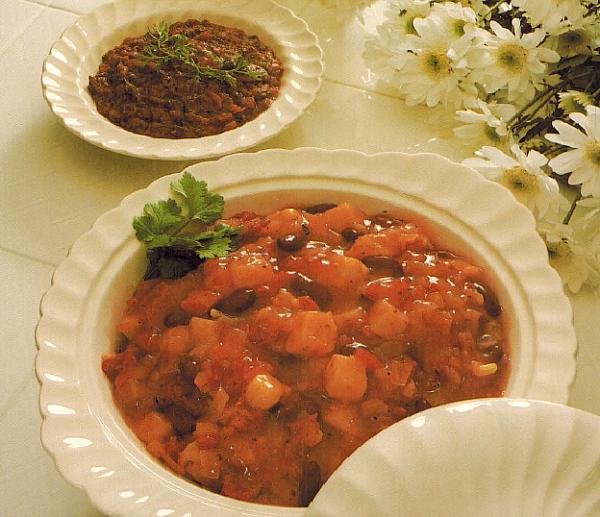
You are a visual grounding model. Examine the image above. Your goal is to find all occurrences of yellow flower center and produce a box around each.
[496,44,527,74]
[500,166,538,192]
[585,141,600,167]
[559,29,591,53]
[420,49,451,79]
[484,125,503,143]
[452,20,466,37]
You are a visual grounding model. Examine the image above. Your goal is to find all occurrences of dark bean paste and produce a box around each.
[88,19,283,138]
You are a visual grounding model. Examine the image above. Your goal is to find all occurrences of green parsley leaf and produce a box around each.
[133,174,240,279]
[194,224,240,259]
[171,172,224,223]
[133,199,182,242]
[146,233,174,249]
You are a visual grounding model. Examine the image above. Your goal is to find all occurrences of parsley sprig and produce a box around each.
[138,21,267,87]
[133,172,240,279]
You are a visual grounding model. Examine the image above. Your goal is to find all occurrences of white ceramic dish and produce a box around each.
[307,398,600,517]
[41,0,323,161]
[36,148,576,517]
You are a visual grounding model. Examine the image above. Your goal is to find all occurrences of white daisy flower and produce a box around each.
[546,106,600,197]
[454,0,488,17]
[476,19,559,100]
[454,99,516,147]
[430,2,478,43]
[537,220,600,293]
[363,27,403,90]
[511,0,585,32]
[390,15,477,108]
[393,0,433,37]
[463,144,568,218]
[363,1,432,91]
[545,15,600,56]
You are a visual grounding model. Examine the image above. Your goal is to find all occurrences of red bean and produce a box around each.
[277,233,307,252]
[474,283,502,317]
[341,227,360,242]
[361,256,404,276]
[214,289,257,315]
[483,345,504,363]
[290,273,331,309]
[298,461,321,506]
[164,311,191,328]
[304,203,337,214]
[369,214,403,228]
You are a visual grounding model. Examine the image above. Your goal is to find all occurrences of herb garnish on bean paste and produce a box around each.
[139,21,267,87]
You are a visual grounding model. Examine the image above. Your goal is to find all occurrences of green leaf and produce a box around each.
[195,236,235,259]
[170,172,224,224]
[133,175,240,280]
[193,224,240,242]
[169,235,205,248]
[133,199,182,242]
[146,234,173,249]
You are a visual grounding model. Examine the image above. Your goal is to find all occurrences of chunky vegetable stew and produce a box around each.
[102,203,509,506]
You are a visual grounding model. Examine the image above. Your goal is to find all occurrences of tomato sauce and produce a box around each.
[102,203,509,506]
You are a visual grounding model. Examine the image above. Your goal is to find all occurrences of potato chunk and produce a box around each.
[133,411,174,444]
[296,250,369,292]
[324,354,367,402]
[245,373,287,410]
[368,299,408,338]
[285,311,337,356]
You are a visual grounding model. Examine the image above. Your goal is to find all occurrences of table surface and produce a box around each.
[1,0,599,515]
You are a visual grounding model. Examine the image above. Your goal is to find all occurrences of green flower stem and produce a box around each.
[545,145,565,158]
[563,190,583,225]
[587,3,600,16]
[482,0,506,19]
[507,71,596,130]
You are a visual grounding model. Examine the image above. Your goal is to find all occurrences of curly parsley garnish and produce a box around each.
[138,21,267,87]
[133,172,240,279]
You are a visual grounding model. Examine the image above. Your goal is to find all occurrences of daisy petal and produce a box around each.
[570,112,595,137]
[581,106,600,140]
[527,150,548,168]
[548,149,585,174]
[568,164,593,184]
[480,146,516,167]
[546,121,589,148]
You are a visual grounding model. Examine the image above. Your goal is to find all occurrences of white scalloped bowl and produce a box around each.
[36,149,577,517]
[306,399,600,517]
[41,0,323,161]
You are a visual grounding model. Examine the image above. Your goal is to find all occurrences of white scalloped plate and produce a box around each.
[307,399,600,517]
[36,149,576,517]
[41,0,323,161]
